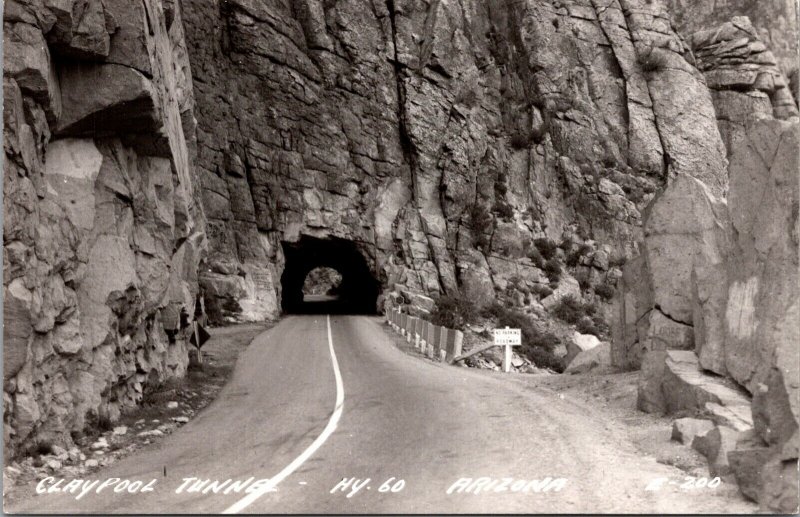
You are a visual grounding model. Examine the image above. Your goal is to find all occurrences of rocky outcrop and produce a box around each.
[724,119,799,512]
[180,0,727,324]
[3,0,205,456]
[688,17,798,157]
[663,0,799,84]
[611,174,728,370]
[615,115,798,510]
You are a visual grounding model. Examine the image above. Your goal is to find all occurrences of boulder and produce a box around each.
[692,425,740,477]
[641,174,729,326]
[564,342,612,375]
[759,444,800,514]
[637,350,752,416]
[566,331,600,365]
[671,418,715,445]
[728,432,771,503]
[612,174,727,371]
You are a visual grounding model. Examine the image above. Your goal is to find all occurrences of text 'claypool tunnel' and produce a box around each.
[280,236,380,314]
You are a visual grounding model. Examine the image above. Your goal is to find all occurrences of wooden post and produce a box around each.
[503,342,512,373]
[501,326,512,373]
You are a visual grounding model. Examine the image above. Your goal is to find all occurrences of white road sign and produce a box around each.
[493,327,521,346]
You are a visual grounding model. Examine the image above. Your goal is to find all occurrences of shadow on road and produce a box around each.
[287,294,377,315]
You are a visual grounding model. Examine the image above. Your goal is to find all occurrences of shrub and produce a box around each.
[485,303,565,371]
[527,346,565,373]
[492,200,514,220]
[566,243,592,267]
[608,252,627,268]
[594,282,615,301]
[528,248,545,268]
[575,269,592,291]
[469,204,493,250]
[480,301,506,320]
[576,316,599,336]
[576,314,610,338]
[544,258,562,283]
[430,295,477,330]
[530,284,553,299]
[534,237,558,260]
[552,294,596,324]
[638,45,670,72]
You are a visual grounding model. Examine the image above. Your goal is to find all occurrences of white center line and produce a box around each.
[223,314,345,513]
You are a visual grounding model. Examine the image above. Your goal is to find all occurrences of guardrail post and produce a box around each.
[437,327,447,362]
[432,326,442,361]
[444,329,464,363]
[406,317,415,343]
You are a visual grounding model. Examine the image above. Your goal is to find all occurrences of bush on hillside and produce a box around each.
[551,294,595,324]
[530,284,553,299]
[528,248,545,268]
[469,203,493,250]
[534,237,558,260]
[594,282,615,301]
[566,244,592,267]
[485,302,565,372]
[430,295,477,331]
[544,258,562,283]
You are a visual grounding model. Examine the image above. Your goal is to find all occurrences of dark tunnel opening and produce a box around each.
[280,236,381,315]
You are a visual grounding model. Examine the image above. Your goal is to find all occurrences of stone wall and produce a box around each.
[181,0,727,324]
[3,0,205,456]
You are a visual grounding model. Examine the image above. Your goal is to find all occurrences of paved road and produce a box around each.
[9,315,749,514]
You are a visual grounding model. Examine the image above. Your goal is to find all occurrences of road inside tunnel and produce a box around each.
[280,236,380,315]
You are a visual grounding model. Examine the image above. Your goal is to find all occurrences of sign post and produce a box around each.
[493,326,522,373]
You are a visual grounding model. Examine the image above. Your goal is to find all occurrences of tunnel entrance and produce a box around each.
[280,236,380,314]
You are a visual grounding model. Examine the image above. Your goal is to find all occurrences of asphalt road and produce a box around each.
[9,315,750,514]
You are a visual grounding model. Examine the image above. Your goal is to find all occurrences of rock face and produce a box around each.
[3,1,797,507]
[180,0,728,324]
[725,119,799,512]
[663,0,799,83]
[3,1,205,456]
[611,174,728,370]
[614,116,799,510]
[688,17,798,157]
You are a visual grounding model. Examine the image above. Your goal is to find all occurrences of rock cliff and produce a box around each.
[3,0,798,508]
[3,0,205,456]
[610,17,799,511]
[181,0,727,324]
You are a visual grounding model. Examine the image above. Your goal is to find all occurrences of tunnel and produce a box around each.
[280,236,381,314]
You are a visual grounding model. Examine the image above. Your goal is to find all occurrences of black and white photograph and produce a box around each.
[1,0,798,513]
